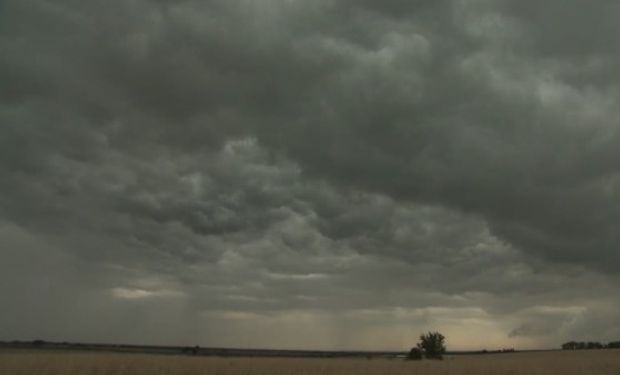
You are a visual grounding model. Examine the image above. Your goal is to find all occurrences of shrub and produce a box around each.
[407,347,423,360]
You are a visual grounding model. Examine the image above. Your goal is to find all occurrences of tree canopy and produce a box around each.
[417,331,446,359]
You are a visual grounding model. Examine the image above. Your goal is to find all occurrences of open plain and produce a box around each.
[1,349,619,375]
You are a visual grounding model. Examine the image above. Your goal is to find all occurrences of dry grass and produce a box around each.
[1,349,619,375]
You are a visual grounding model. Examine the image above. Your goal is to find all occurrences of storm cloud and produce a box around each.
[1,0,620,350]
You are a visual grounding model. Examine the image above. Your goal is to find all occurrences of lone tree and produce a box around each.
[417,331,446,359]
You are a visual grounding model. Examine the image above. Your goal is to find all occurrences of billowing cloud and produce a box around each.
[1,0,620,350]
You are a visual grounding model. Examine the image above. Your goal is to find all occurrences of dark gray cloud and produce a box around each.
[1,0,620,350]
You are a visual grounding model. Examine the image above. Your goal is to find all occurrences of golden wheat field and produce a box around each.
[1,349,619,375]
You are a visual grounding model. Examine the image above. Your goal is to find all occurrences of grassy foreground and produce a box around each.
[1,349,619,375]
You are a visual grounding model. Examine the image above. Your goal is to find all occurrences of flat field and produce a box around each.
[1,349,619,375]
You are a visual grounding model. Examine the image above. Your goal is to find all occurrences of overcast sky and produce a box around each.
[2,0,620,351]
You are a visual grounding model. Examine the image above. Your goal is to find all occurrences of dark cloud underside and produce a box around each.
[1,0,620,350]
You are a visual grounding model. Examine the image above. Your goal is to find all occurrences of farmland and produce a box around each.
[1,349,619,375]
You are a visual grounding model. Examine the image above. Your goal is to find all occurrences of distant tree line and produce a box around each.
[479,348,515,354]
[562,341,620,350]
